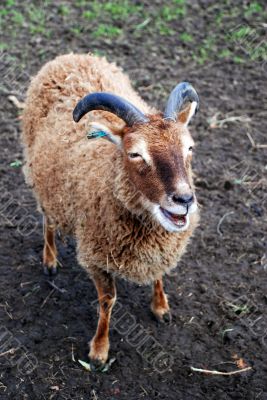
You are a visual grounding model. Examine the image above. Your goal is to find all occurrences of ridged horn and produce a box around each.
[164,82,199,122]
[73,92,148,126]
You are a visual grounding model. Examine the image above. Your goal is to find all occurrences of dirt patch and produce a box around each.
[0,1,267,399]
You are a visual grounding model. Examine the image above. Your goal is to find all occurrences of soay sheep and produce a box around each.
[22,53,200,368]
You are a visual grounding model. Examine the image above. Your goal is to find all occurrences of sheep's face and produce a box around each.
[79,86,199,233]
[73,82,199,232]
[122,116,198,233]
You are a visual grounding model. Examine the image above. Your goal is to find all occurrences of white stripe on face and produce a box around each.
[181,132,194,159]
[128,137,152,165]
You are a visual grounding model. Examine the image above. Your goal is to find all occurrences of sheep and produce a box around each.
[22,53,200,369]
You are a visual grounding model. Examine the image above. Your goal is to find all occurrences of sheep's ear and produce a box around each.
[87,122,122,146]
[177,101,198,126]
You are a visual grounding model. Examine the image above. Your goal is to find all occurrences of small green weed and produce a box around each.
[58,5,70,16]
[218,48,231,58]
[92,24,122,38]
[180,32,193,43]
[11,10,25,26]
[245,2,263,17]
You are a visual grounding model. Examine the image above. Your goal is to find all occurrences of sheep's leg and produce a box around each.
[151,278,171,323]
[89,271,116,368]
[43,216,58,276]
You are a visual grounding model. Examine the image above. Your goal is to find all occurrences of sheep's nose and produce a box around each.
[172,193,194,206]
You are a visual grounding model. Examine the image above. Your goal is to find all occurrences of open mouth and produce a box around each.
[160,207,187,228]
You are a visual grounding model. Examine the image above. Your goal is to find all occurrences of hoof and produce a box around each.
[89,356,116,372]
[43,264,58,276]
[151,306,172,325]
[89,339,109,371]
[89,358,106,372]
[162,310,172,324]
[153,310,172,325]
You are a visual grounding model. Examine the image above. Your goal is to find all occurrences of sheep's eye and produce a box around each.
[128,152,142,159]
[189,146,194,151]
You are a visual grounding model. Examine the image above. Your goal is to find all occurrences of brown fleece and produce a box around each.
[22,53,199,285]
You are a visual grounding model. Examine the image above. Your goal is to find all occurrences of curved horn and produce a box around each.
[164,82,199,122]
[73,92,148,126]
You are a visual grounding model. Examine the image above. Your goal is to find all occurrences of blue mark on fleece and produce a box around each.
[87,130,107,140]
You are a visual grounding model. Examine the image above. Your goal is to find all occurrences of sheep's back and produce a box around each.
[22,53,150,151]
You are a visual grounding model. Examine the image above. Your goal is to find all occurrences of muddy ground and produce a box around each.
[0,0,267,399]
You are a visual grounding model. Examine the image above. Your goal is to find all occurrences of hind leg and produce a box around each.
[43,216,58,276]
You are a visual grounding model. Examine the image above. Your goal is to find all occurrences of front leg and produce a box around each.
[89,270,116,368]
[151,277,171,323]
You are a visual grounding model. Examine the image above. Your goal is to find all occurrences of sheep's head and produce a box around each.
[73,83,199,233]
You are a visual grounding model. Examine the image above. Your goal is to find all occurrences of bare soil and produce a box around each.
[0,1,266,399]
